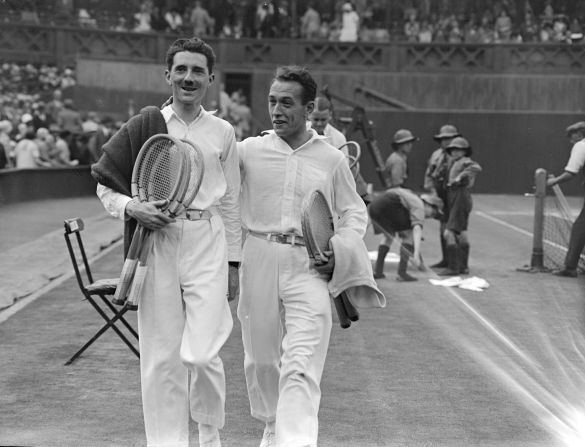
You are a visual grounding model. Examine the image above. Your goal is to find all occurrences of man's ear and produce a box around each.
[306,100,315,117]
[209,73,215,84]
[165,69,171,85]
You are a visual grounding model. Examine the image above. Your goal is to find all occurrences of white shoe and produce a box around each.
[259,423,276,447]
[199,423,221,447]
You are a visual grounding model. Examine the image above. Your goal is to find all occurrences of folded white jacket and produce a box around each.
[328,228,386,309]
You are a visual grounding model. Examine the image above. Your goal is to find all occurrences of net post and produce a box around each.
[530,168,547,270]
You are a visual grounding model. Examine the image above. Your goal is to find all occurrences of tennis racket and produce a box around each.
[301,189,360,329]
[113,134,190,307]
[338,140,361,171]
[125,137,206,308]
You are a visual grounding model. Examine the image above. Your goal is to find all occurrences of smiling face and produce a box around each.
[165,51,214,110]
[268,79,314,145]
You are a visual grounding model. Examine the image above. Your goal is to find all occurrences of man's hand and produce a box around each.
[126,199,175,230]
[546,174,557,187]
[228,265,240,302]
[313,250,335,276]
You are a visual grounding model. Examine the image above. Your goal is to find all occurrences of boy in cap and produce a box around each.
[373,129,418,279]
[369,188,444,281]
[436,136,482,276]
[424,124,461,269]
[546,121,585,277]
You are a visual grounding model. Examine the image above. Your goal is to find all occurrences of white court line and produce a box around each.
[426,210,541,367]
[475,210,568,252]
[0,239,123,325]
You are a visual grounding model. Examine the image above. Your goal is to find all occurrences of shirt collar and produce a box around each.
[161,104,210,124]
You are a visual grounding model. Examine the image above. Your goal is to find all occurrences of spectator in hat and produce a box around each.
[369,189,444,282]
[436,137,482,276]
[424,124,461,269]
[373,129,419,280]
[546,121,585,277]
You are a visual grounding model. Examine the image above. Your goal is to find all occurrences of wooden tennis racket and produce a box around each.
[125,138,206,307]
[113,134,190,306]
[301,189,359,329]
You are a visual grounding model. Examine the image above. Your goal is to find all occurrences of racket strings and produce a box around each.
[302,192,334,263]
[137,140,184,204]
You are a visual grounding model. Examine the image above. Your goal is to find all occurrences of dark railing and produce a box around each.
[1,23,585,74]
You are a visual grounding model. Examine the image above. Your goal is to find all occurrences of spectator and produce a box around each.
[164,7,183,33]
[552,14,570,42]
[569,17,584,43]
[477,14,495,43]
[60,67,76,89]
[134,1,152,32]
[418,19,434,42]
[404,10,420,42]
[300,2,321,40]
[46,89,64,124]
[50,126,78,167]
[495,9,512,42]
[114,16,129,32]
[210,0,237,38]
[339,2,359,42]
[78,8,97,28]
[0,120,14,168]
[13,128,50,168]
[447,16,464,43]
[520,11,539,43]
[57,99,83,135]
[35,127,54,165]
[150,6,167,32]
[189,0,213,37]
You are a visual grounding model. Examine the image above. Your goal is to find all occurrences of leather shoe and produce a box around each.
[430,260,448,269]
[396,273,418,282]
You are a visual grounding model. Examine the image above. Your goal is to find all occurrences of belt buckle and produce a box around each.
[274,234,287,244]
[186,210,203,220]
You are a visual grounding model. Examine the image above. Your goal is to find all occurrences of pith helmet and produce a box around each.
[445,136,472,156]
[420,194,444,217]
[433,124,460,141]
[391,129,418,148]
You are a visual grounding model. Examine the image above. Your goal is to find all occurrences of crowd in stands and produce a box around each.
[0,62,119,170]
[2,0,584,44]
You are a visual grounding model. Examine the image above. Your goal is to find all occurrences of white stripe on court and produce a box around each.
[475,210,569,252]
[0,240,123,325]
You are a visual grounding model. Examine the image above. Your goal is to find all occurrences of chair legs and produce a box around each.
[65,293,139,366]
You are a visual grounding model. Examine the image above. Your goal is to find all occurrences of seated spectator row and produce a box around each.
[1,0,583,44]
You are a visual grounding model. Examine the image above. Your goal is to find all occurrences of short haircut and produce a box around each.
[314,96,332,112]
[272,65,317,105]
[165,37,216,73]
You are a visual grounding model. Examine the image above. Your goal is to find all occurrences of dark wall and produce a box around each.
[338,110,585,196]
[0,167,97,205]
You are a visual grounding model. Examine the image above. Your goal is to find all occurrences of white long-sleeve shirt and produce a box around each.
[97,105,241,262]
[238,130,367,237]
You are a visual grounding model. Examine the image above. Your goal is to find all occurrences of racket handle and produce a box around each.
[126,231,154,308]
[112,225,144,304]
[333,295,351,329]
[340,292,359,322]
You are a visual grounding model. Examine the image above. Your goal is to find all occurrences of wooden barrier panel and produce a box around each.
[0,166,97,205]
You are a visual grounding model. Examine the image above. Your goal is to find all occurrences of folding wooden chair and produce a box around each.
[63,217,139,365]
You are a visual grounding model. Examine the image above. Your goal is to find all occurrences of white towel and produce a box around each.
[328,228,386,308]
[429,276,490,292]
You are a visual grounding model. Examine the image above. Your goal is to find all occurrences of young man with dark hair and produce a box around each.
[237,65,369,446]
[92,37,241,447]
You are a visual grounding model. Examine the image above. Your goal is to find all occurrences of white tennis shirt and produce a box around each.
[96,105,241,262]
[238,129,367,236]
[564,139,585,175]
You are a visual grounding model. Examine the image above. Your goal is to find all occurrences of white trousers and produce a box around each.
[237,236,332,447]
[138,216,232,447]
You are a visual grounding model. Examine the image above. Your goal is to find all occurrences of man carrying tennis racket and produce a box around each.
[237,66,368,447]
[92,38,241,447]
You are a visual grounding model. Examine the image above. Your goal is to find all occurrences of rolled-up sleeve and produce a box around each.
[564,141,585,174]
[96,183,132,220]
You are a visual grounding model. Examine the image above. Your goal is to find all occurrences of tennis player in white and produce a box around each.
[92,38,240,447]
[237,66,367,447]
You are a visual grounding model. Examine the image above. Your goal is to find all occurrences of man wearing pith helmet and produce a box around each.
[372,129,419,279]
[424,124,461,269]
